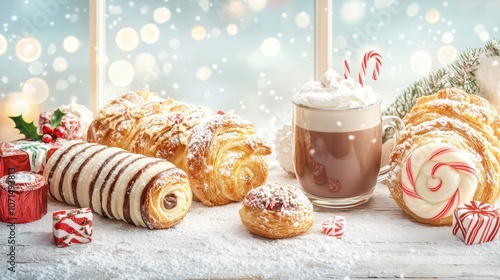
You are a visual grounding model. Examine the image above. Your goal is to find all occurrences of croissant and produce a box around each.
[387,88,500,226]
[43,141,192,229]
[87,89,272,206]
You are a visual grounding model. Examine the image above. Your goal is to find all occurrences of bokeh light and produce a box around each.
[340,0,365,24]
[261,37,281,57]
[116,27,139,51]
[0,34,7,55]
[406,3,420,17]
[63,36,80,53]
[16,37,42,62]
[108,60,135,87]
[410,50,432,75]
[169,38,181,49]
[28,61,44,75]
[5,93,33,118]
[195,66,212,81]
[191,25,207,41]
[141,24,160,44]
[56,79,69,90]
[226,0,248,18]
[437,45,458,65]
[425,9,440,24]
[295,12,310,29]
[441,32,454,44]
[134,53,157,75]
[22,77,50,104]
[162,62,173,75]
[153,7,171,24]
[53,56,68,72]
[226,24,239,36]
[248,0,267,11]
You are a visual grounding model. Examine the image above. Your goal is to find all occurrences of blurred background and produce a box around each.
[0,0,498,142]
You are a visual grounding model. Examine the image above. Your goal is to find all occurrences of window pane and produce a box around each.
[103,0,315,140]
[0,0,90,141]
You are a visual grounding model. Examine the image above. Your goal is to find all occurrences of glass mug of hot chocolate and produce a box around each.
[292,69,403,208]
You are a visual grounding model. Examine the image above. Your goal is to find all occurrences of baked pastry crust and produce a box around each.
[87,89,272,206]
[387,88,500,225]
[44,141,192,229]
[239,183,314,239]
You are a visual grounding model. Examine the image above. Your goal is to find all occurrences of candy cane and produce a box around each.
[358,50,382,87]
[343,58,351,79]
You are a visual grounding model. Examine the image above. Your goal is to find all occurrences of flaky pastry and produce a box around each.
[44,141,192,229]
[387,88,500,226]
[87,89,272,206]
[239,183,314,239]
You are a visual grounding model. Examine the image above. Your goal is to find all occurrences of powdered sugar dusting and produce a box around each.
[243,183,312,215]
[8,159,500,279]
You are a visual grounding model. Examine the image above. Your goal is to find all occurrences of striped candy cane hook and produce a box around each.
[358,50,382,87]
[343,58,351,79]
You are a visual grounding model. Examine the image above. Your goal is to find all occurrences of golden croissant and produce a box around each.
[387,88,500,226]
[87,89,272,206]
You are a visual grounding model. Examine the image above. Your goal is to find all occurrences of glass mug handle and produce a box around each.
[377,115,405,183]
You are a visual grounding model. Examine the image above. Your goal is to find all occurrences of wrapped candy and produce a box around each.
[0,140,62,177]
[38,102,93,141]
[452,201,500,245]
[322,216,346,239]
[53,208,93,248]
[0,171,48,223]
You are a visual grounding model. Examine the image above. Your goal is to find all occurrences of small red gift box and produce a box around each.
[53,208,93,248]
[0,140,62,178]
[452,201,500,245]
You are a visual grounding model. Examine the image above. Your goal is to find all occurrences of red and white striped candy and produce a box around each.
[452,201,500,245]
[401,143,478,221]
[358,50,382,87]
[343,58,351,79]
[322,216,346,239]
[53,208,93,248]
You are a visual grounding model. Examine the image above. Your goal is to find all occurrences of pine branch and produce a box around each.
[382,39,500,141]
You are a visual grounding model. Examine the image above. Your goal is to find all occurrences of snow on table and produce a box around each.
[1,159,499,279]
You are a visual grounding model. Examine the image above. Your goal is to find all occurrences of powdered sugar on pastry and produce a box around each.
[401,142,478,220]
[242,183,311,215]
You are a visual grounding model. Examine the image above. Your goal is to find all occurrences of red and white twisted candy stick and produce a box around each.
[401,143,478,221]
[343,58,351,79]
[358,50,382,87]
[322,216,346,239]
[452,201,500,245]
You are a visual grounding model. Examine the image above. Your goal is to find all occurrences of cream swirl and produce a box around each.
[401,143,478,220]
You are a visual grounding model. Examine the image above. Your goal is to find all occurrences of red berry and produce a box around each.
[54,126,66,138]
[216,109,225,115]
[42,134,53,143]
[41,123,52,134]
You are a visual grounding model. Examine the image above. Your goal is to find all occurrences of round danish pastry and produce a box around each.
[239,183,314,239]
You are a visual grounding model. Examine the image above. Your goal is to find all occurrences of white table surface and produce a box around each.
[1,158,499,279]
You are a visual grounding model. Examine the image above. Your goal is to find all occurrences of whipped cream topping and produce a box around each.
[292,69,379,109]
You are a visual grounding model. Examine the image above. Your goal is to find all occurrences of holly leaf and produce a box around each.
[9,115,42,141]
[50,108,66,128]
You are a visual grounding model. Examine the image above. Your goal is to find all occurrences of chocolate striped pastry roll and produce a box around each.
[87,89,272,206]
[43,141,192,229]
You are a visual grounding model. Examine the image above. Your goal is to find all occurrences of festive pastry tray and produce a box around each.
[2,46,500,278]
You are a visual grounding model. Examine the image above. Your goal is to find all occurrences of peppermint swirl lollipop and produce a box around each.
[401,143,478,221]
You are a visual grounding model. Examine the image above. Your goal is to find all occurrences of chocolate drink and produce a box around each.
[293,125,382,198]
